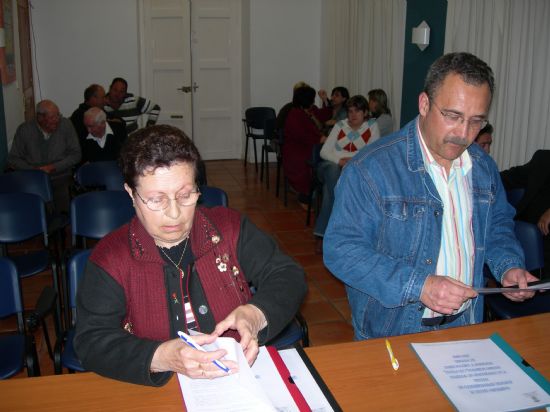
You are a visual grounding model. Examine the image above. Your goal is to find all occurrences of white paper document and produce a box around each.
[178,339,306,412]
[411,339,550,412]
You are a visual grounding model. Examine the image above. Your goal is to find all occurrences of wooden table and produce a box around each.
[2,314,550,411]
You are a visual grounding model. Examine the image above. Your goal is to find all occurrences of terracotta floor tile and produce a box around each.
[305,264,338,282]
[300,300,344,324]
[308,321,355,346]
[332,299,352,322]
[316,278,348,300]
[303,283,325,303]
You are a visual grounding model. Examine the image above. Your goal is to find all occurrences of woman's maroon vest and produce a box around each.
[90,206,252,342]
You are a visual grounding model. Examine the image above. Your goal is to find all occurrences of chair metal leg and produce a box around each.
[244,136,249,168]
[260,146,265,182]
[276,158,281,198]
[253,140,259,172]
[283,177,288,207]
[265,147,270,190]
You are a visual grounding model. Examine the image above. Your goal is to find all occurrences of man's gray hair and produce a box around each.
[84,107,107,124]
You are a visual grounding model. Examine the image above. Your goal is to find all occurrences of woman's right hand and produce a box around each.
[150,334,238,379]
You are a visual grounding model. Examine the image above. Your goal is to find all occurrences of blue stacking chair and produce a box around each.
[0,192,62,330]
[485,221,548,320]
[74,161,125,191]
[65,190,134,326]
[55,250,90,374]
[0,169,69,254]
[199,186,229,208]
[0,257,41,378]
[70,190,135,248]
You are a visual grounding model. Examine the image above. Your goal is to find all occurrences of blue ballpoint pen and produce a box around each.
[177,331,230,373]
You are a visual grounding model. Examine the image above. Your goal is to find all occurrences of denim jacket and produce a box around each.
[324,118,524,339]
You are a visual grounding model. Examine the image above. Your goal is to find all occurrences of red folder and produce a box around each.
[266,346,312,412]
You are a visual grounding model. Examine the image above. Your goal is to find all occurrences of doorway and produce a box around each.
[139,0,244,160]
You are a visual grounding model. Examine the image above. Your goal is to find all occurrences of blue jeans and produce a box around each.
[313,161,341,237]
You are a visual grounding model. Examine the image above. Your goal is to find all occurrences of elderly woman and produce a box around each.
[314,95,380,253]
[74,125,307,386]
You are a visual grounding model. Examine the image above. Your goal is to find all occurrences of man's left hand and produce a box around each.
[501,268,538,302]
[213,304,267,366]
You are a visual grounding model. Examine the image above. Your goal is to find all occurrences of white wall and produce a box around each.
[29,0,140,118]
[249,0,322,112]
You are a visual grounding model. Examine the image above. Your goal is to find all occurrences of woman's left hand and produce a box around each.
[213,304,267,366]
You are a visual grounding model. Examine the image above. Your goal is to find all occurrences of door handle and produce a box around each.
[177,83,199,93]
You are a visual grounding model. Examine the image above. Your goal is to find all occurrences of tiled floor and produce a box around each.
[2,159,354,378]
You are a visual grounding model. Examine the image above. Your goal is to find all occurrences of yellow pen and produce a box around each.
[385,339,399,370]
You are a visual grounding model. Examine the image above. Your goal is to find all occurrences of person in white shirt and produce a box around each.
[314,95,380,253]
[81,107,127,163]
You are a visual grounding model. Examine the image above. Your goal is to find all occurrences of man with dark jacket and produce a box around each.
[501,150,550,277]
[70,84,107,140]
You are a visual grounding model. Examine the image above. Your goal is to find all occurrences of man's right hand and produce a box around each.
[37,164,56,174]
[420,275,478,315]
[538,208,550,236]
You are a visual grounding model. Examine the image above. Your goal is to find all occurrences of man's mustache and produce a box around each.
[444,136,469,147]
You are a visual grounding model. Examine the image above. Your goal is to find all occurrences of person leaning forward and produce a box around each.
[74,125,307,386]
[324,52,536,340]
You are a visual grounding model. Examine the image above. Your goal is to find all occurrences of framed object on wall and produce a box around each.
[0,0,16,85]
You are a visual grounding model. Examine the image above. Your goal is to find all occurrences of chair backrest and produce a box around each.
[75,161,125,191]
[0,192,48,245]
[244,107,276,135]
[0,170,54,203]
[514,221,544,272]
[71,190,135,246]
[199,186,228,207]
[67,250,92,323]
[506,188,525,208]
[264,117,277,142]
[0,258,23,324]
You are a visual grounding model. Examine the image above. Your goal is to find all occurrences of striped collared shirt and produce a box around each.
[417,123,475,318]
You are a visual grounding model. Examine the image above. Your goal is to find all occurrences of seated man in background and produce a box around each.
[475,122,493,154]
[104,77,160,134]
[501,149,550,278]
[314,95,380,254]
[8,99,81,212]
[81,107,127,163]
[324,52,535,340]
[70,84,106,140]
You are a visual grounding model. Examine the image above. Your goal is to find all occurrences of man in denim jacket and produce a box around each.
[324,53,537,339]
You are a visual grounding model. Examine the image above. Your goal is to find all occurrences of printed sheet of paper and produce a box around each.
[178,338,276,412]
[411,339,550,412]
[476,281,550,294]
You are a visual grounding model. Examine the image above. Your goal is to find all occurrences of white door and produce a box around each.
[140,0,243,160]
[140,0,193,137]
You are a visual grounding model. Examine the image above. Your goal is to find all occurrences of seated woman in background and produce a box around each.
[74,125,307,386]
[367,89,393,137]
[314,95,380,253]
[283,86,330,207]
[276,81,310,132]
[318,86,350,132]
